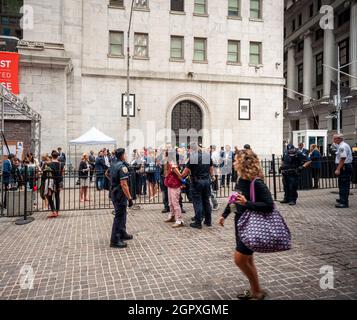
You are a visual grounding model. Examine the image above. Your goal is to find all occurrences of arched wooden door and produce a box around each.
[171,100,203,146]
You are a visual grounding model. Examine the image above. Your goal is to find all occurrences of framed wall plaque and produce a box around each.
[239,98,251,120]
[121,94,136,117]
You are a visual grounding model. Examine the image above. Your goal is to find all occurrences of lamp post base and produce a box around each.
[15,217,35,225]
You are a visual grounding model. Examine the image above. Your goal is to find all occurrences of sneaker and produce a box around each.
[212,204,219,211]
[172,222,184,228]
[289,201,296,206]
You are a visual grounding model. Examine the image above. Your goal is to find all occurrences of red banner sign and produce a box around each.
[0,52,20,94]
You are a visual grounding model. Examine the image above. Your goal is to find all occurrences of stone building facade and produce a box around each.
[10,0,284,160]
[283,0,357,151]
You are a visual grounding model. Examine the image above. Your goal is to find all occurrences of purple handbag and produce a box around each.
[237,179,292,253]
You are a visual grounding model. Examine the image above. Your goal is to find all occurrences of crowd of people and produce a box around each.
[1,136,353,300]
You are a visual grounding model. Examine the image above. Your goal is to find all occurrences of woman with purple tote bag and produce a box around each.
[219,149,291,300]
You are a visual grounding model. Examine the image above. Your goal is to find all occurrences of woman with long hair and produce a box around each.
[219,149,274,300]
[45,150,64,218]
[145,147,158,201]
[79,153,90,202]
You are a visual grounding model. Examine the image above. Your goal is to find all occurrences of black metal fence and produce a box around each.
[1,156,356,217]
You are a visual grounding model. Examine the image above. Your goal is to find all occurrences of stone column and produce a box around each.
[287,43,296,98]
[323,29,337,97]
[350,0,357,90]
[303,31,313,104]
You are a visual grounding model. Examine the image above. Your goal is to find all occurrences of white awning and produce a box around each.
[69,127,117,146]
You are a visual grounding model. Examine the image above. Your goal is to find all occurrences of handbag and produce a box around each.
[164,171,181,189]
[237,178,291,253]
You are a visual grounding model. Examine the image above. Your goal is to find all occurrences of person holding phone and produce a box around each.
[219,149,274,300]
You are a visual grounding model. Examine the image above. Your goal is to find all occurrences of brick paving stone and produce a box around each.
[0,189,356,300]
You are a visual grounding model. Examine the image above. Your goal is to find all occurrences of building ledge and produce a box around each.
[20,54,72,70]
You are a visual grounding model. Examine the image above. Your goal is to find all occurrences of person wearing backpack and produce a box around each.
[163,156,184,228]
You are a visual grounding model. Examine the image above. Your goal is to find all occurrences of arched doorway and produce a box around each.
[171,100,203,146]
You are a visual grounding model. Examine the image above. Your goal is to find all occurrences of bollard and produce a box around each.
[272,154,277,201]
[15,166,35,225]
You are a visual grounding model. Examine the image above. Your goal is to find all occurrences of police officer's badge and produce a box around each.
[122,167,128,174]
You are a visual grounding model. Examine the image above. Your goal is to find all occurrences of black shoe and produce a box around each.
[280,199,289,204]
[204,221,212,227]
[335,203,349,209]
[336,199,341,204]
[190,222,202,229]
[181,209,186,214]
[161,208,170,213]
[289,201,296,206]
[122,234,133,240]
[110,241,127,248]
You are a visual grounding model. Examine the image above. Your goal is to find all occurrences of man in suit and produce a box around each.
[95,150,106,190]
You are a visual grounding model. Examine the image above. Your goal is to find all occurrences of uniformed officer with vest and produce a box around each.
[333,134,353,209]
[280,144,310,206]
[109,148,134,248]
[182,142,214,229]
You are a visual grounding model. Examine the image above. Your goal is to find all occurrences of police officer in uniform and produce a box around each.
[109,148,134,248]
[280,144,310,206]
[333,134,353,208]
[182,143,214,229]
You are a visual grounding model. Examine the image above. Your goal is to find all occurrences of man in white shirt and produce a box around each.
[333,134,353,208]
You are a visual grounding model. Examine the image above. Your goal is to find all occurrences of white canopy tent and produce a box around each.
[69,127,117,146]
[68,127,117,168]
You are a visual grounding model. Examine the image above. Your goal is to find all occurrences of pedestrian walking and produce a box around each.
[333,134,353,209]
[219,149,274,300]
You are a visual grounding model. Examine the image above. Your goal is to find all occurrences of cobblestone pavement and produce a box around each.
[0,189,356,300]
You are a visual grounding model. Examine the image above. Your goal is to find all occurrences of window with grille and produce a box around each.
[250,0,262,19]
[339,38,349,74]
[109,31,124,56]
[170,36,184,60]
[315,52,323,86]
[249,42,262,65]
[297,64,303,93]
[171,0,184,12]
[227,40,240,63]
[193,38,207,62]
[228,0,240,17]
[134,33,149,58]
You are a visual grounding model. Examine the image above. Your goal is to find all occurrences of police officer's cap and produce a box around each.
[115,148,126,159]
[287,144,295,150]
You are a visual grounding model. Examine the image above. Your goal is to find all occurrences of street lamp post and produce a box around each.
[126,0,135,149]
